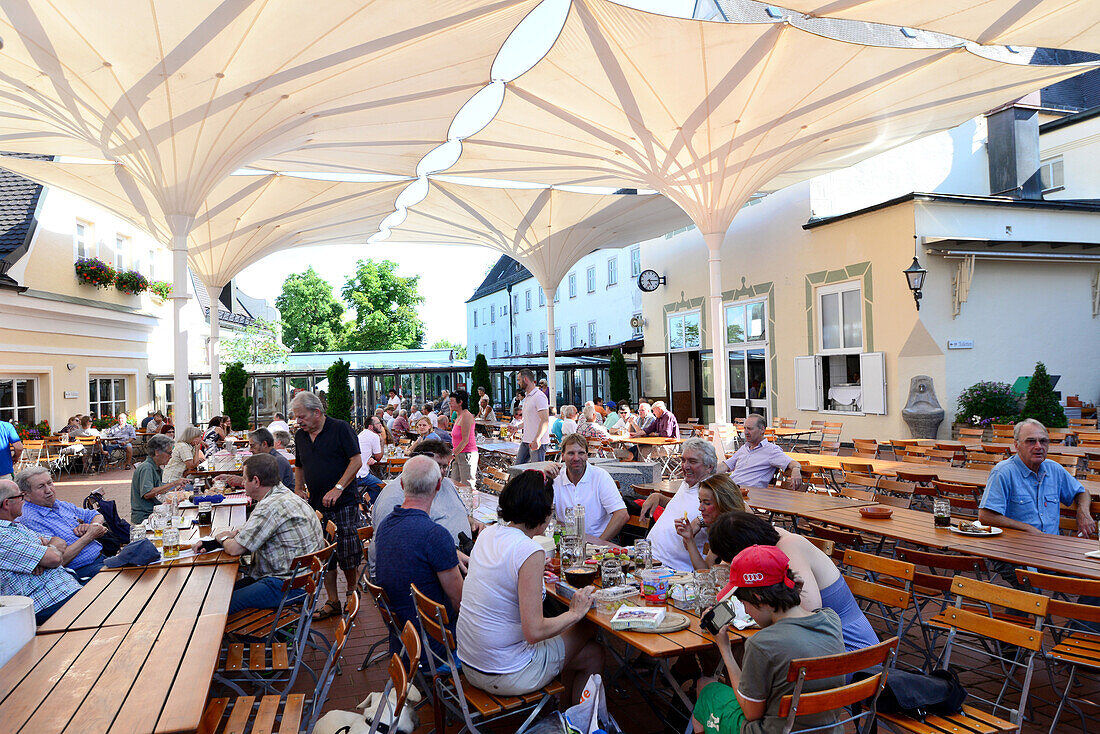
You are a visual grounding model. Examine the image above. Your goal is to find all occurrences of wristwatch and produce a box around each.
[334,483,344,492]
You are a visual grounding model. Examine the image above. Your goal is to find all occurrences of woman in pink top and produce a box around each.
[450,388,478,491]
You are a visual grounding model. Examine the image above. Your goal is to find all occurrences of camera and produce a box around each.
[700,597,738,635]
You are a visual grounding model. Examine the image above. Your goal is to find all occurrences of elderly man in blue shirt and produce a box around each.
[16,466,108,582]
[979,418,1095,538]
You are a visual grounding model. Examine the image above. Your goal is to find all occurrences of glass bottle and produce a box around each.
[574,504,586,539]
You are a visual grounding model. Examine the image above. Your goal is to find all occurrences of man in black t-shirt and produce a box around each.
[291,391,364,620]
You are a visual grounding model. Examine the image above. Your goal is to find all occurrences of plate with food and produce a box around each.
[949,521,1002,537]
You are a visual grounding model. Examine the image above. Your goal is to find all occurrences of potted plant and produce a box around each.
[953,381,1020,440]
[114,269,149,296]
[74,258,117,289]
[149,280,171,300]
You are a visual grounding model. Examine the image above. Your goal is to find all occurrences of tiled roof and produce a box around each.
[0,153,48,261]
[466,255,534,302]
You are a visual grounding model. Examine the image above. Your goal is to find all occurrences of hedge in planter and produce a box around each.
[74,258,117,288]
[954,381,1019,427]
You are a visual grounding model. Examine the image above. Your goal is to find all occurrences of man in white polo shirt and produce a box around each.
[514,369,550,464]
[724,413,802,489]
[638,438,717,571]
[553,434,627,541]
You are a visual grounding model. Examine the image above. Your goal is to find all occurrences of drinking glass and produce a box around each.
[695,569,717,614]
[162,526,180,558]
[197,501,213,527]
[150,512,167,548]
[933,498,951,528]
[560,536,583,569]
[634,539,652,569]
[562,506,577,538]
[601,559,623,588]
[130,523,147,544]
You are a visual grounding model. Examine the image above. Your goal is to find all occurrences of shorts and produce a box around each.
[693,682,746,734]
[324,503,367,571]
[451,451,478,490]
[462,636,566,697]
[516,443,547,465]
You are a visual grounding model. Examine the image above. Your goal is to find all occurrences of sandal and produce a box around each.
[313,600,340,620]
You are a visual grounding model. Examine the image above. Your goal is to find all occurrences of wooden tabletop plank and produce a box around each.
[944,531,1100,580]
[155,614,229,734]
[108,617,201,734]
[139,567,191,621]
[798,505,959,550]
[198,563,239,617]
[0,629,96,715]
[36,570,118,632]
[167,564,218,620]
[100,567,167,627]
[745,486,877,515]
[9,625,130,734]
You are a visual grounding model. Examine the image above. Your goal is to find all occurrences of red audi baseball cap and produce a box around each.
[719,545,797,600]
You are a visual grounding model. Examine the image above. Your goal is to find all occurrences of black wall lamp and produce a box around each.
[903,256,927,311]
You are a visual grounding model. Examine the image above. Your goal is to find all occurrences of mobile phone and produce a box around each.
[700,598,738,635]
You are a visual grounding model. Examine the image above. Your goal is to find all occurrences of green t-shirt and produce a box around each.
[130,456,164,524]
[739,608,845,734]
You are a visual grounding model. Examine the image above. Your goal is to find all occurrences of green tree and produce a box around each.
[325,358,353,423]
[472,353,491,400]
[275,267,345,352]
[609,348,630,404]
[340,259,425,350]
[1020,361,1067,428]
[221,318,290,365]
[221,361,253,430]
[432,338,468,360]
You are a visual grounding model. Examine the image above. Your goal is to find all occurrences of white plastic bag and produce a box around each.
[564,674,613,734]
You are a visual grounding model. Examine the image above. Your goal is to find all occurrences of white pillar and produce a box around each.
[208,290,221,418]
[170,237,191,426]
[545,290,557,411]
[703,231,728,426]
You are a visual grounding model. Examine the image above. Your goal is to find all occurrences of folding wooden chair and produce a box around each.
[875,478,915,510]
[780,637,898,734]
[841,551,923,665]
[224,544,334,642]
[365,621,423,734]
[852,439,879,459]
[957,427,985,441]
[411,583,562,733]
[840,459,874,477]
[818,440,841,457]
[1048,453,1081,476]
[805,522,864,562]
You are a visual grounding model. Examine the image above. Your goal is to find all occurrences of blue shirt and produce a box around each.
[550,417,564,441]
[979,455,1085,535]
[19,500,102,568]
[375,507,458,655]
[0,519,82,613]
[268,448,295,490]
[1,421,21,476]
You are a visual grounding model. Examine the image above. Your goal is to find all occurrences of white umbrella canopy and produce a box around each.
[779,0,1100,53]
[378,179,691,406]
[0,156,406,289]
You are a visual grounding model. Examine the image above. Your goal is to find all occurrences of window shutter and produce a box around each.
[859,352,887,415]
[794,356,820,411]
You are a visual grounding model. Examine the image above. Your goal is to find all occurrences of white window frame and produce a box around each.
[568,273,577,298]
[816,281,863,355]
[554,327,561,347]
[114,234,130,270]
[539,289,545,307]
[540,331,547,351]
[587,320,597,346]
[570,324,579,348]
[88,376,127,420]
[554,286,561,303]
[492,341,498,358]
[526,333,533,353]
[631,311,643,337]
[146,248,156,279]
[667,309,702,352]
[586,266,596,293]
[74,220,96,260]
[525,289,532,311]
[607,257,617,287]
[630,247,641,278]
[794,352,886,415]
[473,310,478,328]
[1039,155,1064,193]
[490,304,496,324]
[512,295,518,314]
[513,337,520,355]
[0,377,38,425]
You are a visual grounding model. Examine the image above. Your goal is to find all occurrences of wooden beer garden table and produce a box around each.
[0,614,227,734]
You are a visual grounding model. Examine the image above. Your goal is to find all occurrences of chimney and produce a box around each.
[986,102,1042,200]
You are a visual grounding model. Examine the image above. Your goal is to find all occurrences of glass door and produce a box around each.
[725,300,769,423]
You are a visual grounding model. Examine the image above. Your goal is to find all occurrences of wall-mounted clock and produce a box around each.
[637,269,665,292]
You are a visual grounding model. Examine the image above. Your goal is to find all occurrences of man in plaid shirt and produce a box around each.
[195,453,323,614]
[0,479,82,624]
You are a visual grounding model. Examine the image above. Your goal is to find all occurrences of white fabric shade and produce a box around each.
[781,1,1100,53]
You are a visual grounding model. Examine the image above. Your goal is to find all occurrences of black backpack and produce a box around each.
[82,490,132,557]
[856,665,967,720]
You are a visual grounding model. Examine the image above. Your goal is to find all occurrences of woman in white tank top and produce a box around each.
[456,470,603,703]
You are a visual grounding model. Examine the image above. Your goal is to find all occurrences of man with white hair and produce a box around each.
[0,479,82,624]
[374,454,463,656]
[723,413,802,490]
[16,467,108,582]
[103,411,137,470]
[639,438,717,571]
[291,390,364,620]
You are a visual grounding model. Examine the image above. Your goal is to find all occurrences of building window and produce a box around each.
[630,247,641,278]
[539,289,545,307]
[523,289,530,311]
[513,337,520,355]
[74,220,95,259]
[490,305,496,324]
[473,310,478,328]
[667,310,702,351]
[0,378,37,425]
[817,282,862,353]
[512,295,518,314]
[568,273,577,298]
[725,299,766,345]
[587,320,597,346]
[113,235,130,270]
[554,287,561,303]
[554,328,561,347]
[607,258,618,286]
[632,311,643,337]
[1040,155,1064,192]
[586,266,596,293]
[540,331,547,351]
[146,248,156,278]
[526,333,533,353]
[492,341,498,358]
[570,324,579,348]
[89,377,127,420]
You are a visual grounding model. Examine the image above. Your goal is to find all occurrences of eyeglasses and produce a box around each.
[1021,437,1050,447]
[2,493,25,503]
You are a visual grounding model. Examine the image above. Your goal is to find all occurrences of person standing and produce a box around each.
[0,420,23,481]
[291,391,364,620]
[510,370,549,465]
[449,389,478,492]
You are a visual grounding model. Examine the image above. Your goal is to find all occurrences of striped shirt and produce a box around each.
[234,485,324,580]
[19,500,102,568]
[0,519,82,613]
